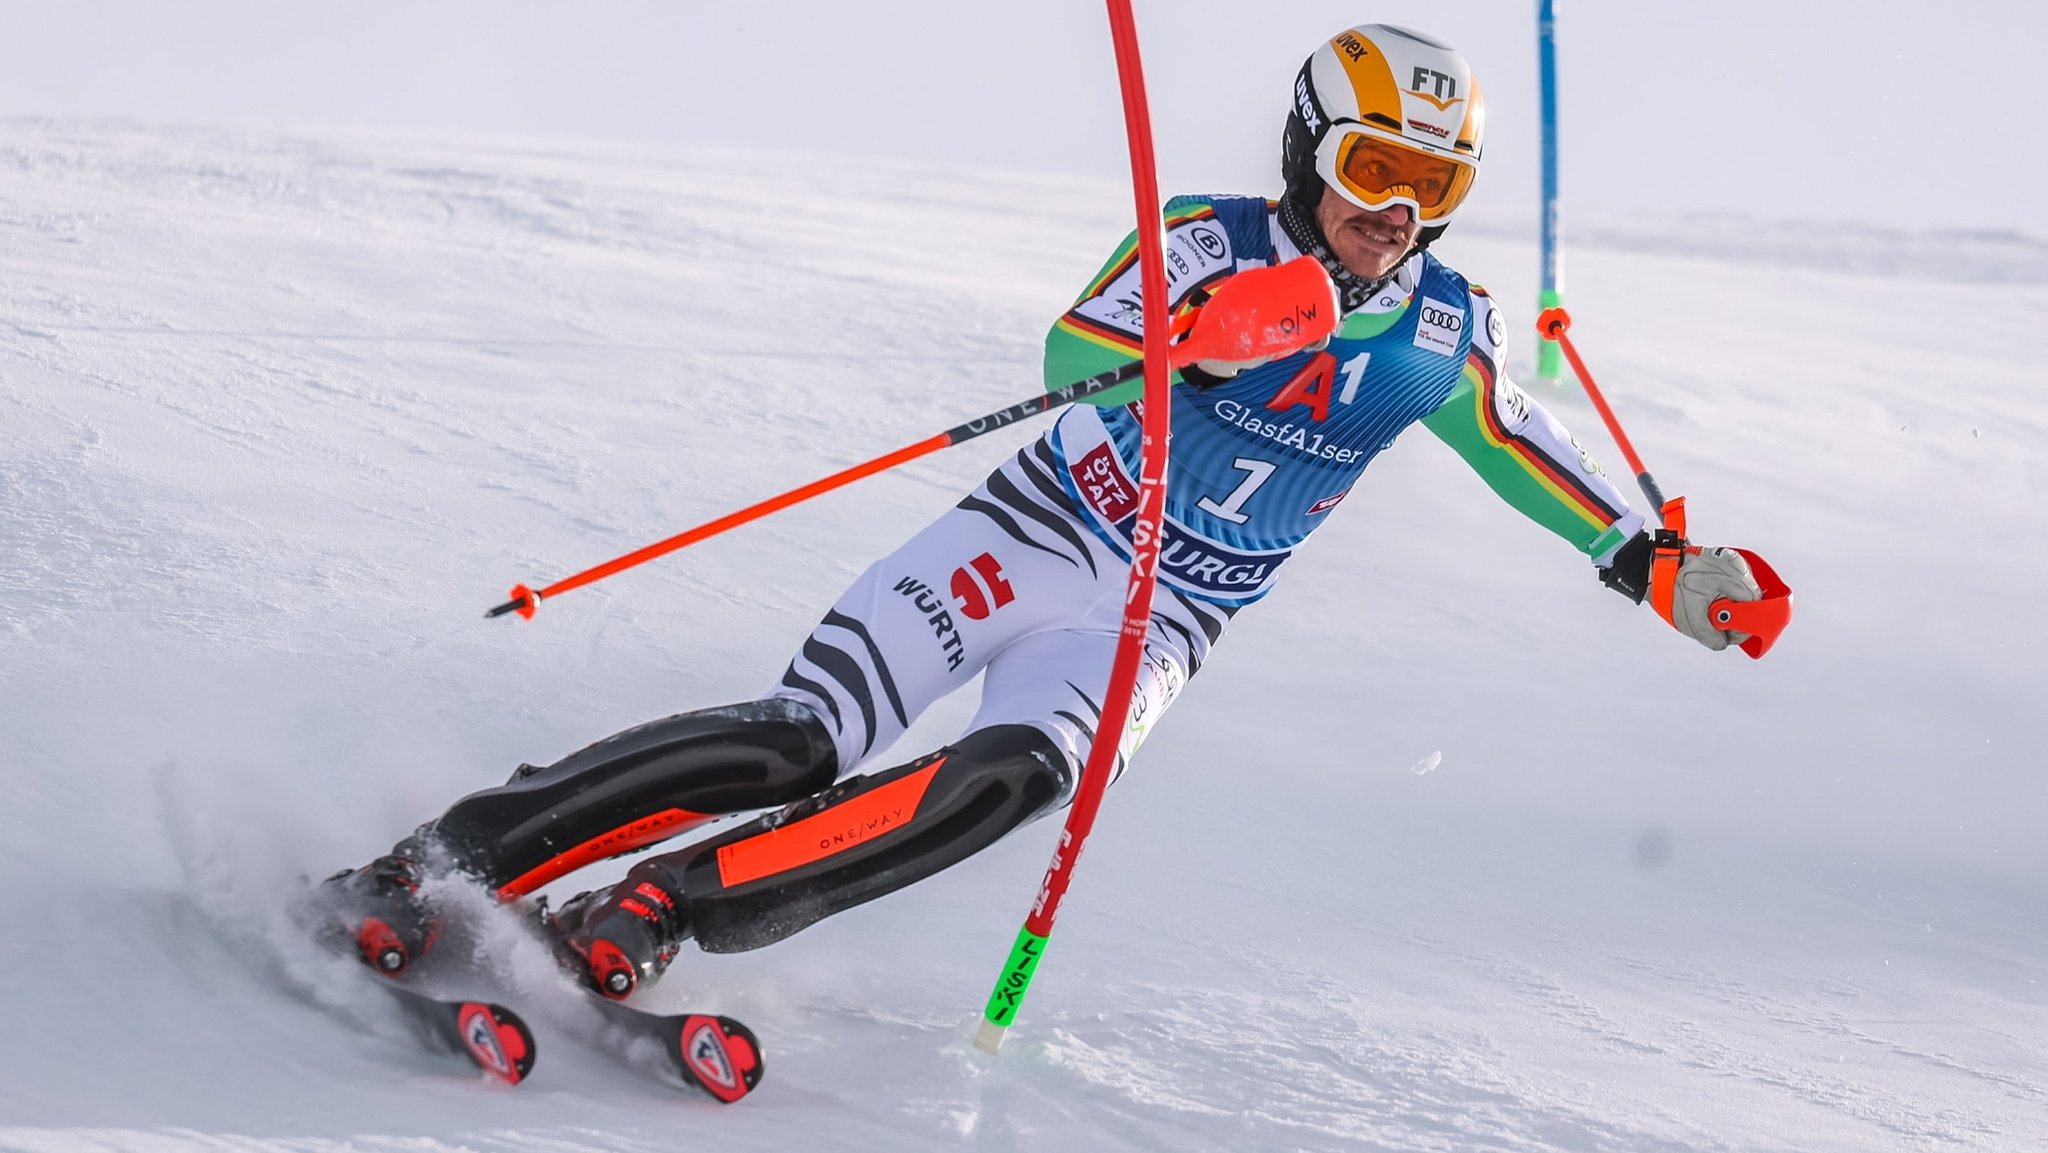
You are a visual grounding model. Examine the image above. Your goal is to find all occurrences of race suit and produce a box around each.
[420,194,1648,955]
[1041,193,1645,607]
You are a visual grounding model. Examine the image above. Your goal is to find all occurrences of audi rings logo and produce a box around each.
[1412,295,1466,357]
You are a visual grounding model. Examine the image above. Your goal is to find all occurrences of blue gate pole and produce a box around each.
[1537,0,1566,383]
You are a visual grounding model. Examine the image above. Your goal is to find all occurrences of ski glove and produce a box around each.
[1660,546,1764,651]
[1601,530,1765,652]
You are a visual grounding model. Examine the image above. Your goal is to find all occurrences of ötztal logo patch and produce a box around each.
[1068,442,1140,522]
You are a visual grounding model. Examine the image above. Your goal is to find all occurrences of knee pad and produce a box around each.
[679,723,1070,952]
[424,698,838,897]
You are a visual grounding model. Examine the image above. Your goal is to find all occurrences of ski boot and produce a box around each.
[547,862,693,1000]
[312,853,444,977]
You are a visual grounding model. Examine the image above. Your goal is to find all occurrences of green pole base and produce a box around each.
[1536,288,1565,384]
[977,925,1051,1054]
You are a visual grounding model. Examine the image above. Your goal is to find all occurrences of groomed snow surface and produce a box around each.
[3,122,2043,1152]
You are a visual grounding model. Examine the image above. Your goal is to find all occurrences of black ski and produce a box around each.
[367,979,538,1086]
[582,993,764,1103]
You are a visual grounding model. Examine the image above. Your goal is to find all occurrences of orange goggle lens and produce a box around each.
[1333,133,1476,222]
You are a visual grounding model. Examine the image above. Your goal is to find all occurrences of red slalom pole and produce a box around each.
[975,0,1172,1056]
[486,256,1335,622]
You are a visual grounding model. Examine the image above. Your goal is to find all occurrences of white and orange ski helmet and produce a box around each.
[1282,24,1486,241]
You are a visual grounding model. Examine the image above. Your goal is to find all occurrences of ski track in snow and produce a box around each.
[3,121,2045,1151]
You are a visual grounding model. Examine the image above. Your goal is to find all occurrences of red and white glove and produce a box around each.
[1657,545,1764,651]
[1602,532,1766,652]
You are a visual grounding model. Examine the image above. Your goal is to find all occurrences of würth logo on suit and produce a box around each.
[951,552,1016,621]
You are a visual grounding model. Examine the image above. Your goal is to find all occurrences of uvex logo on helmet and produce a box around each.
[1293,74,1322,134]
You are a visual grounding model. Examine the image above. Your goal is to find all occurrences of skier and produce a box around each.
[320,24,1776,999]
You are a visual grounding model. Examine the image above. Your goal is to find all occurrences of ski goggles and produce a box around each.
[1315,126,1477,225]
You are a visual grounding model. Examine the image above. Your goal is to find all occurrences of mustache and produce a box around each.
[1342,222,1408,245]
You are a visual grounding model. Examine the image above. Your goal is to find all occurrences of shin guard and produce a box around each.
[421,699,838,899]
[670,724,1071,952]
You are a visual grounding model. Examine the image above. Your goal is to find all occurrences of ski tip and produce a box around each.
[672,1014,763,1103]
[455,1001,538,1086]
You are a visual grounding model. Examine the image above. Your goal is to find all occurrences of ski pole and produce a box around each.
[486,255,1337,621]
[484,365,1136,621]
[1533,306,1795,659]
[1534,306,1667,516]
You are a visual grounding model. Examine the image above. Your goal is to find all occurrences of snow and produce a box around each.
[3,120,2044,1151]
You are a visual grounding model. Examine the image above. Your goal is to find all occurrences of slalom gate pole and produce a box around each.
[484,255,1335,623]
[974,0,1171,1056]
[1536,0,1566,384]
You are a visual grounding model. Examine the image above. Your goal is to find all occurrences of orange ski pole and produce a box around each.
[1535,306,1668,517]
[486,255,1337,621]
[1534,306,1793,659]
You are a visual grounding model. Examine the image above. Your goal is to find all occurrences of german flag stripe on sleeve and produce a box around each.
[1053,312,1143,356]
[1463,351,1624,530]
[1076,244,1141,304]
[1073,203,1224,302]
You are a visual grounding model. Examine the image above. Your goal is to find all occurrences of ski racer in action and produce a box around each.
[318,24,1778,999]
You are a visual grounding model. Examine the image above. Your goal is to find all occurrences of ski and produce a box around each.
[366,978,538,1086]
[582,993,765,1103]
[298,869,760,1100]
[293,875,537,1086]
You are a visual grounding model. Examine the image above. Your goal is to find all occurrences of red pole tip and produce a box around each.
[510,584,539,621]
[1535,306,1572,338]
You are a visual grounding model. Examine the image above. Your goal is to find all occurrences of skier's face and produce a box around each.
[1315,183,1421,281]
